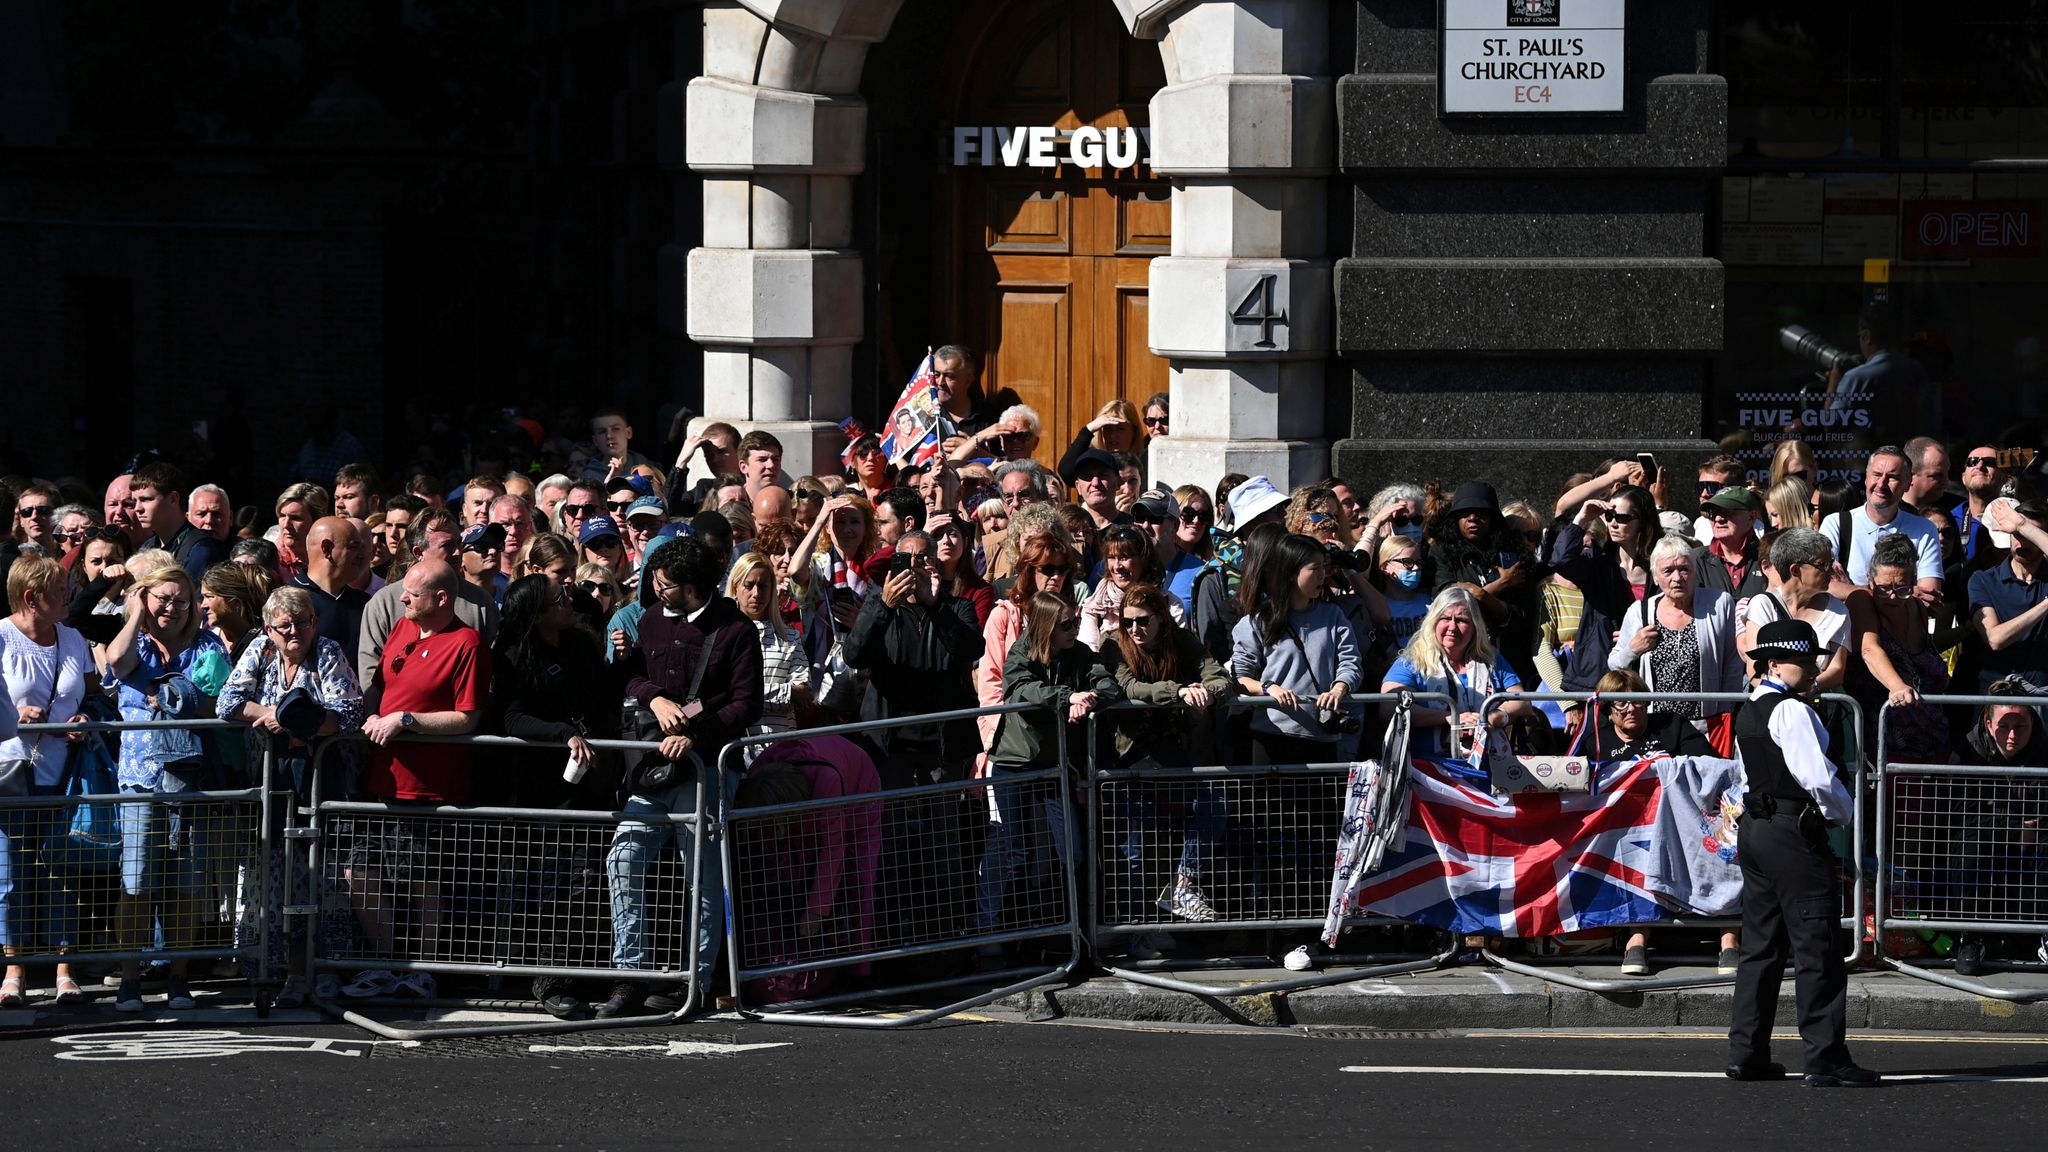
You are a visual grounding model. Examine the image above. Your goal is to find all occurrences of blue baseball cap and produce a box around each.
[578,513,623,547]
[654,521,694,542]
[625,495,667,523]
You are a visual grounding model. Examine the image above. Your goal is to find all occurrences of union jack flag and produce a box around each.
[878,349,943,470]
[1347,756,1666,937]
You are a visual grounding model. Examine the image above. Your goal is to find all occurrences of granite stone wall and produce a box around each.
[1331,0,1725,513]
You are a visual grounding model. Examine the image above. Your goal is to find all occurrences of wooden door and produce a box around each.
[944,0,1170,471]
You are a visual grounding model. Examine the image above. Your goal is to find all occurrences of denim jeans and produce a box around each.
[974,766,1069,933]
[0,782,76,951]
[1115,781,1227,918]
[606,771,731,983]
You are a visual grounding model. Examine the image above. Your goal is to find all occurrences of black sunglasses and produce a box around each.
[578,579,615,596]
[1180,506,1212,523]
[16,506,52,520]
[1390,514,1420,528]
[606,499,634,513]
[1965,455,1999,469]
[1602,511,1637,525]
[562,503,599,517]
[1143,416,1168,429]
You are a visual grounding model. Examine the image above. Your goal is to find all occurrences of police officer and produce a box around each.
[1726,617,1880,1087]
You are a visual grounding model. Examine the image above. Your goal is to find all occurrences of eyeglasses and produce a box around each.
[851,444,885,458]
[561,503,599,518]
[1121,613,1157,628]
[1180,506,1212,524]
[1305,512,1337,527]
[267,618,310,635]
[1143,416,1168,429]
[1602,511,1637,525]
[1054,617,1081,632]
[1609,700,1644,712]
[16,505,51,520]
[1385,557,1421,572]
[1001,491,1036,507]
[1872,582,1916,600]
[1966,455,2000,469]
[149,593,191,610]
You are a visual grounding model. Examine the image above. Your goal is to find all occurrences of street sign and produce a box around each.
[1440,0,1626,116]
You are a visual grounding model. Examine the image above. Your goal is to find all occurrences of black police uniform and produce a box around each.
[1727,666,1868,1084]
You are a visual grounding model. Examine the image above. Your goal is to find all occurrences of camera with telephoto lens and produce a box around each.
[1778,325,1862,389]
[1318,705,1362,734]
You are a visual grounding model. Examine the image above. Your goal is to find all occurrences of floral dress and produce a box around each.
[1647,618,1702,721]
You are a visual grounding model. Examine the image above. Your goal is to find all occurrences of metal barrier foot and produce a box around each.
[1879,956,2048,1003]
[1479,948,1742,993]
[734,960,1079,1028]
[1104,937,1460,999]
[308,982,710,1041]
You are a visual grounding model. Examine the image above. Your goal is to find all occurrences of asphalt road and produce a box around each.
[5,1007,2048,1150]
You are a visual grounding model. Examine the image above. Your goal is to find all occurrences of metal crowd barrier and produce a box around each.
[298,732,712,1040]
[1875,694,2048,1002]
[1467,691,1869,994]
[3,719,275,1007]
[1086,693,1462,998]
[718,701,1080,1028]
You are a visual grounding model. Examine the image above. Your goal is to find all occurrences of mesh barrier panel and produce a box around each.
[317,811,695,975]
[1096,768,1347,928]
[727,775,1071,977]
[0,794,260,960]
[1885,770,2048,927]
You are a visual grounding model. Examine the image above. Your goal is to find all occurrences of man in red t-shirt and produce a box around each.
[344,560,490,999]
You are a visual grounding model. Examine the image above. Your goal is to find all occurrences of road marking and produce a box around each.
[53,1030,418,1062]
[1479,971,1516,994]
[1341,1065,2048,1084]
[527,1040,790,1058]
[1460,1030,2048,1045]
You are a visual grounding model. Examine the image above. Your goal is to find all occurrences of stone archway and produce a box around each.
[683,0,1333,492]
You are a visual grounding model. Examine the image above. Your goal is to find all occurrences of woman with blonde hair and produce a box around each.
[271,483,331,581]
[1058,398,1148,485]
[105,563,231,1012]
[727,551,810,737]
[1770,438,1818,487]
[200,560,273,661]
[1382,584,1533,758]
[1765,476,1815,530]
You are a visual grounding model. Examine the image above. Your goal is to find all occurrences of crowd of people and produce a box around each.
[0,343,2043,1013]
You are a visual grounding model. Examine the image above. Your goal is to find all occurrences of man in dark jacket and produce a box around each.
[844,530,983,787]
[843,529,984,941]
[600,537,762,1018]
[1693,486,1768,603]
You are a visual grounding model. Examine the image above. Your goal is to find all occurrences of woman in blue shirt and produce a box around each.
[1382,585,1534,759]
[104,565,230,1013]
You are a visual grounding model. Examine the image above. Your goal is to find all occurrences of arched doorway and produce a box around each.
[940,0,1171,469]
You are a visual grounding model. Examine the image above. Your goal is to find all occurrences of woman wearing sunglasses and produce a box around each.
[976,524,1081,764]
[1546,483,1659,697]
[1100,582,1232,944]
[977,591,1121,963]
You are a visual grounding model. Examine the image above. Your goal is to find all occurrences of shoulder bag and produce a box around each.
[627,626,719,794]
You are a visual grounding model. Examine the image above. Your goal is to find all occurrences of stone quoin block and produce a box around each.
[685,77,867,175]
[1147,74,1334,176]
[685,246,864,346]
[1148,255,1332,360]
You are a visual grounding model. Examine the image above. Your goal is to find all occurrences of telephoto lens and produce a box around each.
[1778,324,1859,372]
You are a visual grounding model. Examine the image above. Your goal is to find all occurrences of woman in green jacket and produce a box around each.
[1099,583,1233,943]
[974,591,1120,954]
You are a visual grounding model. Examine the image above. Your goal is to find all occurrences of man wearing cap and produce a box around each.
[1072,449,1130,532]
[577,511,634,592]
[458,522,508,606]
[1131,486,1204,604]
[1726,616,1877,1088]
[1693,485,1769,604]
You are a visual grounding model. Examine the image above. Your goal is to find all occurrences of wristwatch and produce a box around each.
[400,712,417,729]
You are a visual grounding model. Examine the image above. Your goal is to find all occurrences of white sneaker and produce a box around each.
[1284,942,1331,972]
[391,971,438,1000]
[2038,935,2048,965]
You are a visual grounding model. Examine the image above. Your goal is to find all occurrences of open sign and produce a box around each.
[1903,200,2043,259]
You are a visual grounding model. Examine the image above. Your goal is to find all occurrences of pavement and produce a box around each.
[5,995,2048,1149]
[1000,959,2048,1032]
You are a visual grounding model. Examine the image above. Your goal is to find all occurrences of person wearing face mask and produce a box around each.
[1375,534,1430,656]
